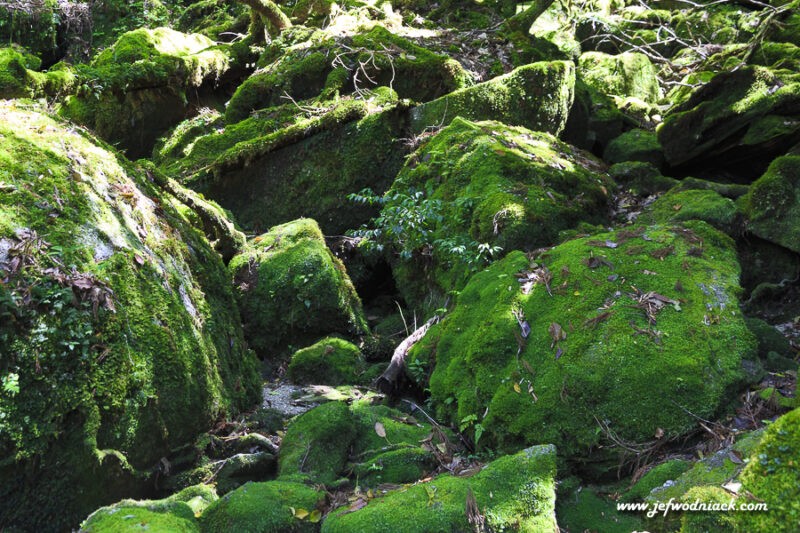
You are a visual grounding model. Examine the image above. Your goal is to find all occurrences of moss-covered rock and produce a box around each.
[621,459,693,502]
[563,77,627,151]
[278,400,439,487]
[735,407,800,530]
[176,0,250,41]
[60,27,234,157]
[167,97,408,236]
[639,188,739,235]
[81,485,218,532]
[658,67,800,171]
[742,155,800,253]
[287,337,367,386]
[199,480,325,532]
[646,430,764,504]
[557,484,645,533]
[226,25,468,123]
[0,46,75,99]
[0,102,260,530]
[578,51,661,103]
[370,117,612,308]
[603,128,664,167]
[411,222,755,461]
[229,218,366,360]
[408,60,575,136]
[609,161,677,196]
[322,444,558,532]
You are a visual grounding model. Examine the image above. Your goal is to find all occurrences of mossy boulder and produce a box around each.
[170,98,408,235]
[608,161,677,196]
[322,444,558,532]
[742,155,800,253]
[229,218,367,359]
[557,485,645,533]
[639,188,739,235]
[0,102,260,530]
[408,61,576,136]
[199,480,325,532]
[411,222,755,461]
[0,46,75,99]
[81,485,218,532]
[60,27,233,157]
[287,337,367,386]
[225,25,468,123]
[621,459,693,502]
[373,117,612,308]
[645,430,764,504]
[603,129,664,167]
[658,66,800,172]
[563,77,627,151]
[736,407,800,530]
[278,400,439,487]
[578,51,661,103]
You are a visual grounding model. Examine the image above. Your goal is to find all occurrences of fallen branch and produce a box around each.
[376,314,440,395]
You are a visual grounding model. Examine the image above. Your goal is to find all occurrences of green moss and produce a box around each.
[226,25,468,123]
[639,188,739,235]
[414,222,754,461]
[557,486,645,533]
[578,51,661,103]
[563,77,626,151]
[622,460,693,502]
[199,481,324,532]
[409,61,575,136]
[742,155,800,253]
[59,27,233,157]
[609,162,678,196]
[229,218,366,359]
[278,401,358,485]
[81,500,200,532]
[658,66,800,167]
[376,117,612,308]
[322,444,558,532]
[671,177,749,199]
[352,447,436,487]
[176,0,249,40]
[745,317,793,360]
[603,129,664,167]
[287,337,367,386]
[278,400,440,487]
[0,46,76,99]
[196,102,408,236]
[0,102,259,530]
[678,486,738,532]
[647,430,764,503]
[736,407,800,530]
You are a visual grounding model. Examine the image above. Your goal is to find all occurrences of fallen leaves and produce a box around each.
[516,264,553,295]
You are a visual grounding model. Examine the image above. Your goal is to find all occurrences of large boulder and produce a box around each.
[0,46,75,99]
[410,222,755,461]
[658,66,800,173]
[0,102,260,530]
[225,25,469,123]
[408,61,576,136]
[577,51,661,104]
[60,27,234,158]
[277,400,440,488]
[322,444,558,532]
[742,155,800,253]
[228,218,367,359]
[157,94,408,235]
[366,117,612,307]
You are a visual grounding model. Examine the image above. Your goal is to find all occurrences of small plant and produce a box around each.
[459,414,485,446]
[347,187,502,271]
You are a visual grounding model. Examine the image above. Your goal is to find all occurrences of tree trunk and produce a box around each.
[502,0,555,34]
[239,0,292,39]
[376,315,439,396]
